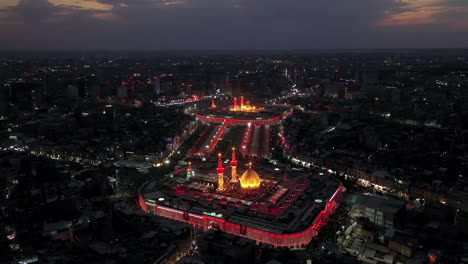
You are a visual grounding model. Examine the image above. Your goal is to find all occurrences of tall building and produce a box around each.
[44,74,59,97]
[0,84,9,115]
[77,80,87,98]
[66,85,79,98]
[325,82,346,98]
[355,69,380,90]
[31,85,46,109]
[94,68,104,84]
[104,105,115,120]
[310,110,329,128]
[162,82,177,96]
[365,85,385,98]
[351,194,405,228]
[185,84,192,96]
[87,83,101,99]
[101,81,114,97]
[117,83,128,99]
[384,86,401,104]
[154,76,161,95]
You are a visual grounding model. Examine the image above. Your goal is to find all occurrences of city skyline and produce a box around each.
[1,49,468,264]
[1,0,468,50]
[1,1,468,263]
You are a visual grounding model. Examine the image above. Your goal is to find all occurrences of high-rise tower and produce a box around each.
[217,153,225,191]
[230,147,238,182]
[117,83,128,99]
[154,76,161,95]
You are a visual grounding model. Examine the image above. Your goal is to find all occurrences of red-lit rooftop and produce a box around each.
[192,97,293,126]
[139,158,344,248]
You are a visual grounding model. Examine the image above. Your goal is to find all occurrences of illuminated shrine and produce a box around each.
[239,162,261,190]
[230,96,263,113]
[193,95,293,126]
[138,156,345,248]
[139,98,342,248]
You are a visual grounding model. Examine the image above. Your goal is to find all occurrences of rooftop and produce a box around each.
[354,194,406,215]
[140,160,341,234]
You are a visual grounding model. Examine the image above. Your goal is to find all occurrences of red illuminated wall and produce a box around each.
[139,184,344,248]
[194,109,293,126]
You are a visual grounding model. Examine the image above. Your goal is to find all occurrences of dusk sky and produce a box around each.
[1,0,468,50]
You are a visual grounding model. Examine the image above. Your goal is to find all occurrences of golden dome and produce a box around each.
[240,165,261,190]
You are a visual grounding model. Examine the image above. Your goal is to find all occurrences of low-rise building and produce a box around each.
[351,194,405,228]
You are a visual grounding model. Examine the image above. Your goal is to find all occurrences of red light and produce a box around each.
[106,80,110,84]
[7,232,16,240]
[131,86,135,92]
[138,195,149,212]
[124,82,129,86]
[138,178,342,247]
[176,188,187,195]
[428,252,438,263]
[153,76,159,79]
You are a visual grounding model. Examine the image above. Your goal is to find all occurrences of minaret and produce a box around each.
[234,97,238,110]
[211,100,216,109]
[240,96,244,110]
[217,153,225,191]
[186,161,193,181]
[230,147,238,182]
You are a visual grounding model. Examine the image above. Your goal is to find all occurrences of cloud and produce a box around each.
[452,20,468,30]
[0,10,22,26]
[0,0,467,50]
[11,0,56,24]
[378,0,468,28]
[48,0,116,21]
[92,11,117,20]
[48,0,113,11]
[0,0,119,25]
[0,0,20,9]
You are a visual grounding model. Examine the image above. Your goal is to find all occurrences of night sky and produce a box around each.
[1,0,468,50]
